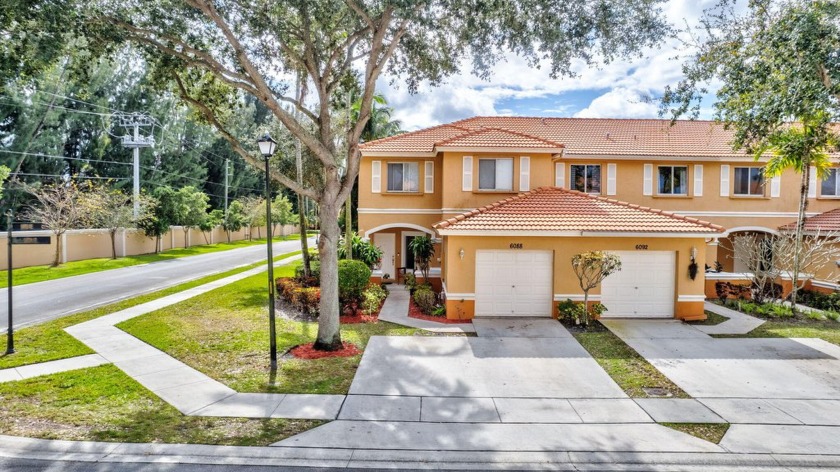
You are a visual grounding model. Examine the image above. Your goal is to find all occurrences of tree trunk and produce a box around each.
[203,231,209,245]
[184,228,190,248]
[110,230,117,259]
[791,165,810,309]
[582,290,589,326]
[298,193,311,277]
[52,231,61,267]
[155,234,161,253]
[313,197,342,351]
[345,195,352,259]
[226,230,231,243]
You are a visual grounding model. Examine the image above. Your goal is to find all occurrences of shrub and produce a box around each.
[275,278,320,316]
[431,305,446,317]
[799,289,840,312]
[361,284,388,315]
[295,260,321,282]
[413,286,436,314]
[337,233,383,269]
[826,311,840,321]
[557,299,587,324]
[338,259,372,304]
[404,272,417,291]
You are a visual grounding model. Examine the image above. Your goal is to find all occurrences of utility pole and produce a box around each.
[224,158,230,217]
[118,113,155,218]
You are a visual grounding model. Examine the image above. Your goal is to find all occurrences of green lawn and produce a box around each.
[0,250,301,370]
[0,233,304,287]
[0,364,320,445]
[118,263,444,395]
[685,310,729,326]
[573,325,689,398]
[714,319,840,346]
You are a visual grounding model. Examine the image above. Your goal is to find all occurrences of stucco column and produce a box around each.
[706,238,719,271]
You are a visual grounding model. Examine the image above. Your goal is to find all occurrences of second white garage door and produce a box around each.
[600,251,676,318]
[475,250,553,317]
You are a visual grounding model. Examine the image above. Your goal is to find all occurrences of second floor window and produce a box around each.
[478,158,513,191]
[822,168,840,197]
[658,166,688,195]
[734,167,764,196]
[571,164,601,193]
[387,162,419,192]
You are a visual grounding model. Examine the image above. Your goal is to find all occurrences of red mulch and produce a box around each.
[338,298,386,324]
[407,298,472,324]
[289,342,360,359]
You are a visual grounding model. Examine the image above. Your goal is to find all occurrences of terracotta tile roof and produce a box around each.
[434,187,725,234]
[360,116,747,157]
[435,127,564,150]
[779,209,840,233]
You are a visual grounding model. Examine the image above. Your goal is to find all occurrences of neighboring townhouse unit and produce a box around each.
[358,117,840,320]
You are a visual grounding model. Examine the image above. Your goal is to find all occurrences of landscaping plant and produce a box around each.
[337,233,383,269]
[361,284,388,316]
[571,251,621,325]
[408,236,435,282]
[337,259,372,308]
[413,285,436,315]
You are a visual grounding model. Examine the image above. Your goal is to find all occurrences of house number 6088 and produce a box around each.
[635,244,648,250]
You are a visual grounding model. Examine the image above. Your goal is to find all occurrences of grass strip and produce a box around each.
[118,265,439,395]
[662,422,730,444]
[573,326,689,398]
[0,234,303,287]
[0,364,321,445]
[0,250,301,370]
[714,319,840,346]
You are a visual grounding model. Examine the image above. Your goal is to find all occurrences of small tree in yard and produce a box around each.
[200,209,224,245]
[24,183,84,266]
[136,195,169,253]
[732,234,781,304]
[223,200,247,243]
[174,186,209,248]
[571,252,621,325]
[79,186,153,259]
[272,195,296,237]
[408,236,435,283]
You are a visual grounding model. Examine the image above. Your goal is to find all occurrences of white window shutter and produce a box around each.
[809,166,818,198]
[555,162,565,187]
[462,156,473,191]
[720,164,730,197]
[770,175,781,198]
[693,165,703,197]
[643,164,653,196]
[519,156,530,191]
[606,163,617,195]
[371,161,381,193]
[424,161,434,193]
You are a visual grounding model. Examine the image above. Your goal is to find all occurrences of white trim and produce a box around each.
[721,226,781,237]
[809,166,818,198]
[606,163,617,196]
[519,156,530,191]
[371,160,381,193]
[424,160,434,194]
[677,295,706,302]
[442,207,478,213]
[436,229,719,238]
[677,211,819,218]
[555,162,565,188]
[770,175,781,198]
[720,164,730,197]
[445,292,476,301]
[811,279,840,291]
[561,153,762,162]
[693,164,703,197]
[705,272,753,280]
[363,223,435,239]
[362,151,436,158]
[554,294,601,302]
[438,146,564,154]
[462,156,473,191]
[358,208,443,214]
[643,164,653,196]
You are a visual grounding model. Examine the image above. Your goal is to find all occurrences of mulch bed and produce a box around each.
[289,342,360,359]
[407,298,472,324]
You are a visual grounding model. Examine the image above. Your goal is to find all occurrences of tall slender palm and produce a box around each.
[758,113,837,308]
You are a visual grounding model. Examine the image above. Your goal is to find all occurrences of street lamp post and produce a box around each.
[257,134,278,370]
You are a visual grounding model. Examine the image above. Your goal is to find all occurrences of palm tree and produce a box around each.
[758,113,837,308]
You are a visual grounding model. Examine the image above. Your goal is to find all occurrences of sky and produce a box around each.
[377,0,723,131]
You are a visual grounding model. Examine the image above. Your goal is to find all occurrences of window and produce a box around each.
[733,167,764,196]
[478,158,513,190]
[658,166,688,195]
[387,162,419,192]
[822,168,840,197]
[570,164,601,193]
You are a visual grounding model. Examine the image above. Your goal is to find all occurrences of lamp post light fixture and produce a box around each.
[257,134,278,370]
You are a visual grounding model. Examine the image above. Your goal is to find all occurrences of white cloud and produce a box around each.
[573,88,660,118]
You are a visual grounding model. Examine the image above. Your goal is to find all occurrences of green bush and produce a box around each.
[413,286,436,314]
[799,289,840,312]
[337,233,384,269]
[361,284,388,315]
[557,299,587,324]
[826,311,840,321]
[294,260,321,282]
[338,259,372,303]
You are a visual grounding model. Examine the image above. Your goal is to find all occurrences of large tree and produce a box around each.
[662,0,840,307]
[85,0,670,351]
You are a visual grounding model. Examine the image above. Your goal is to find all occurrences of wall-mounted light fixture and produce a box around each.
[459,248,465,260]
[688,246,699,281]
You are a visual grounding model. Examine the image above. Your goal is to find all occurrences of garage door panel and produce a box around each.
[475,250,552,317]
[601,251,675,318]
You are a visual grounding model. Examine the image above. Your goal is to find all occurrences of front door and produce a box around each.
[376,233,396,279]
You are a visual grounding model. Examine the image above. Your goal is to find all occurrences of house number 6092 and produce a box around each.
[635,244,649,250]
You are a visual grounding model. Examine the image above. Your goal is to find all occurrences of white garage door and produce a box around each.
[600,251,675,318]
[475,250,553,317]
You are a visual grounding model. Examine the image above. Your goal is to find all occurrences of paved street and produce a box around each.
[0,238,310,328]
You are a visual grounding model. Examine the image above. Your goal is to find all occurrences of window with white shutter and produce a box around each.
[371,161,381,193]
[606,163,617,195]
[771,175,781,198]
[424,161,434,193]
[693,165,703,197]
[462,156,473,191]
[519,156,530,191]
[809,166,818,198]
[555,162,564,187]
[720,165,730,197]
[643,164,653,196]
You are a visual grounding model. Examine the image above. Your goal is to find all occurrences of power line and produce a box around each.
[36,91,122,113]
[11,173,130,180]
[0,149,133,167]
